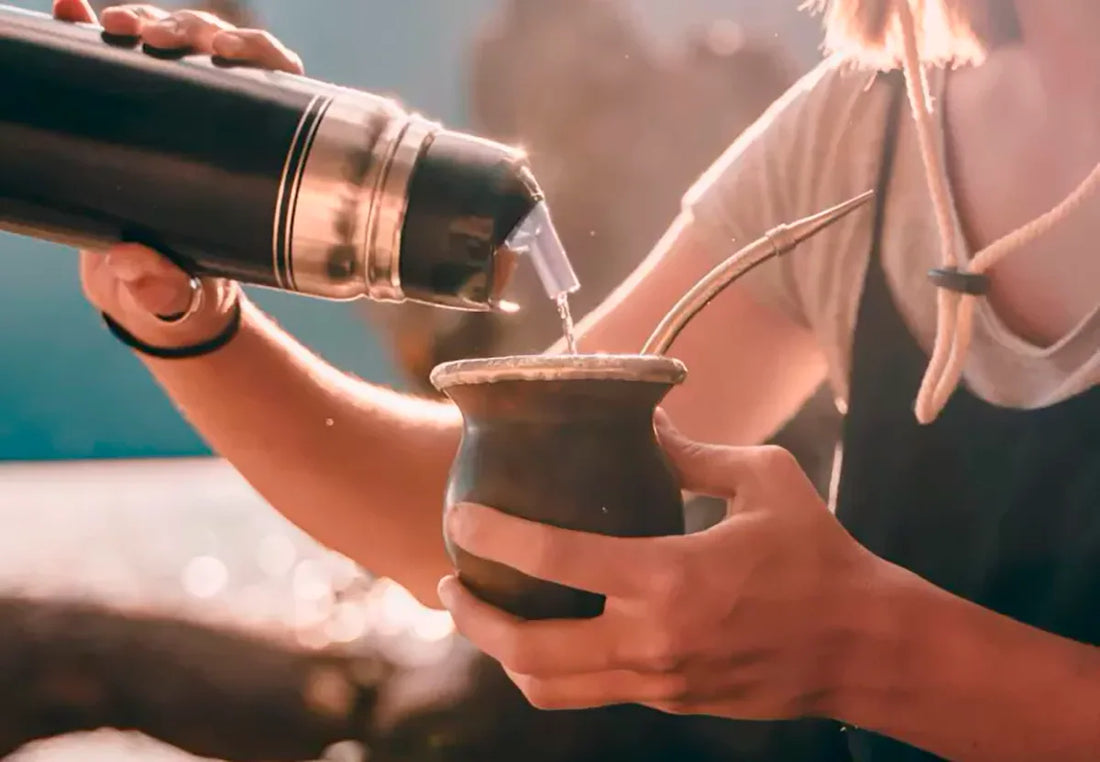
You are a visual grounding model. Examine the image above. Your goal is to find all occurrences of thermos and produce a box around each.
[0,5,556,311]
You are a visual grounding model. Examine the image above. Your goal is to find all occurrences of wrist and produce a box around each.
[815,555,1100,761]
[812,549,915,722]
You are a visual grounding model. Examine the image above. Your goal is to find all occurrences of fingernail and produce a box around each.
[436,576,458,608]
[446,503,475,537]
[215,33,245,57]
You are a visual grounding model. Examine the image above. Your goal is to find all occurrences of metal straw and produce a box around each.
[642,189,876,356]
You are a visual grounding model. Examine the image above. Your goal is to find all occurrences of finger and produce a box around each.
[654,407,715,495]
[438,576,624,676]
[120,275,199,317]
[212,29,304,73]
[654,417,778,499]
[447,503,671,599]
[652,406,673,431]
[53,0,95,23]
[79,250,108,301]
[100,4,170,36]
[102,244,196,315]
[142,10,234,53]
[79,244,166,302]
[505,667,689,711]
[103,243,187,282]
[654,414,735,496]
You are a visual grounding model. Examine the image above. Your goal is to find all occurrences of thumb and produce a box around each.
[53,0,96,23]
[654,409,742,498]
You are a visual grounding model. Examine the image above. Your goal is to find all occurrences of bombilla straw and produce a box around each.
[642,189,876,356]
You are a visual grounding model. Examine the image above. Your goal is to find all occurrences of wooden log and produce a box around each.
[0,596,372,761]
[0,593,848,762]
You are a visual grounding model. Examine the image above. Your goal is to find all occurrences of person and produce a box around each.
[47,1,1100,759]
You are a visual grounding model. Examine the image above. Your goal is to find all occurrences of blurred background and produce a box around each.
[0,1,844,759]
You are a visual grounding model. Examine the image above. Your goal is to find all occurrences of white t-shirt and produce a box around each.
[682,56,1100,411]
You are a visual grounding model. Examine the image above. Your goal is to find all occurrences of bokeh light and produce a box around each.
[181,555,228,600]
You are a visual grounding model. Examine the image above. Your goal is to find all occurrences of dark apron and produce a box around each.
[833,72,1100,761]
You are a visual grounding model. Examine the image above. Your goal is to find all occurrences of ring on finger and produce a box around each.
[156,276,205,325]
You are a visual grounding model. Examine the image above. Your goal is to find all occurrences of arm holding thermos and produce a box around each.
[50,0,827,607]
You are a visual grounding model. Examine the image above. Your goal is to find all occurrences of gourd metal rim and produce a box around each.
[430,354,687,390]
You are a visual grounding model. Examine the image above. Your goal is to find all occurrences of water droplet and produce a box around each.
[556,292,579,355]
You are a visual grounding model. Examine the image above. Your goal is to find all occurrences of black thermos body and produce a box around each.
[0,5,542,310]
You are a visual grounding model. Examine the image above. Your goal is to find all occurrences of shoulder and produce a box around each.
[681,56,902,398]
[683,55,893,221]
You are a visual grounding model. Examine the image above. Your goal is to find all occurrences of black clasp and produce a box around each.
[927,267,990,296]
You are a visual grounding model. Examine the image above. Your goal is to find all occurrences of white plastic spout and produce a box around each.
[505,201,581,300]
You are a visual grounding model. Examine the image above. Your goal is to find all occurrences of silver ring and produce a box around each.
[155,276,205,325]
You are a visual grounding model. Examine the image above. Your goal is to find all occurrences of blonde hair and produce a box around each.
[811,0,1011,66]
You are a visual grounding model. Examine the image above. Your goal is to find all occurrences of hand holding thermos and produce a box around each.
[54,0,289,351]
[5,0,545,359]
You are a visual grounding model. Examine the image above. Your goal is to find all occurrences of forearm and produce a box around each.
[142,297,460,606]
[834,560,1100,761]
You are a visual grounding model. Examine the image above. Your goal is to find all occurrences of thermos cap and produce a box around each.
[399,130,542,311]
